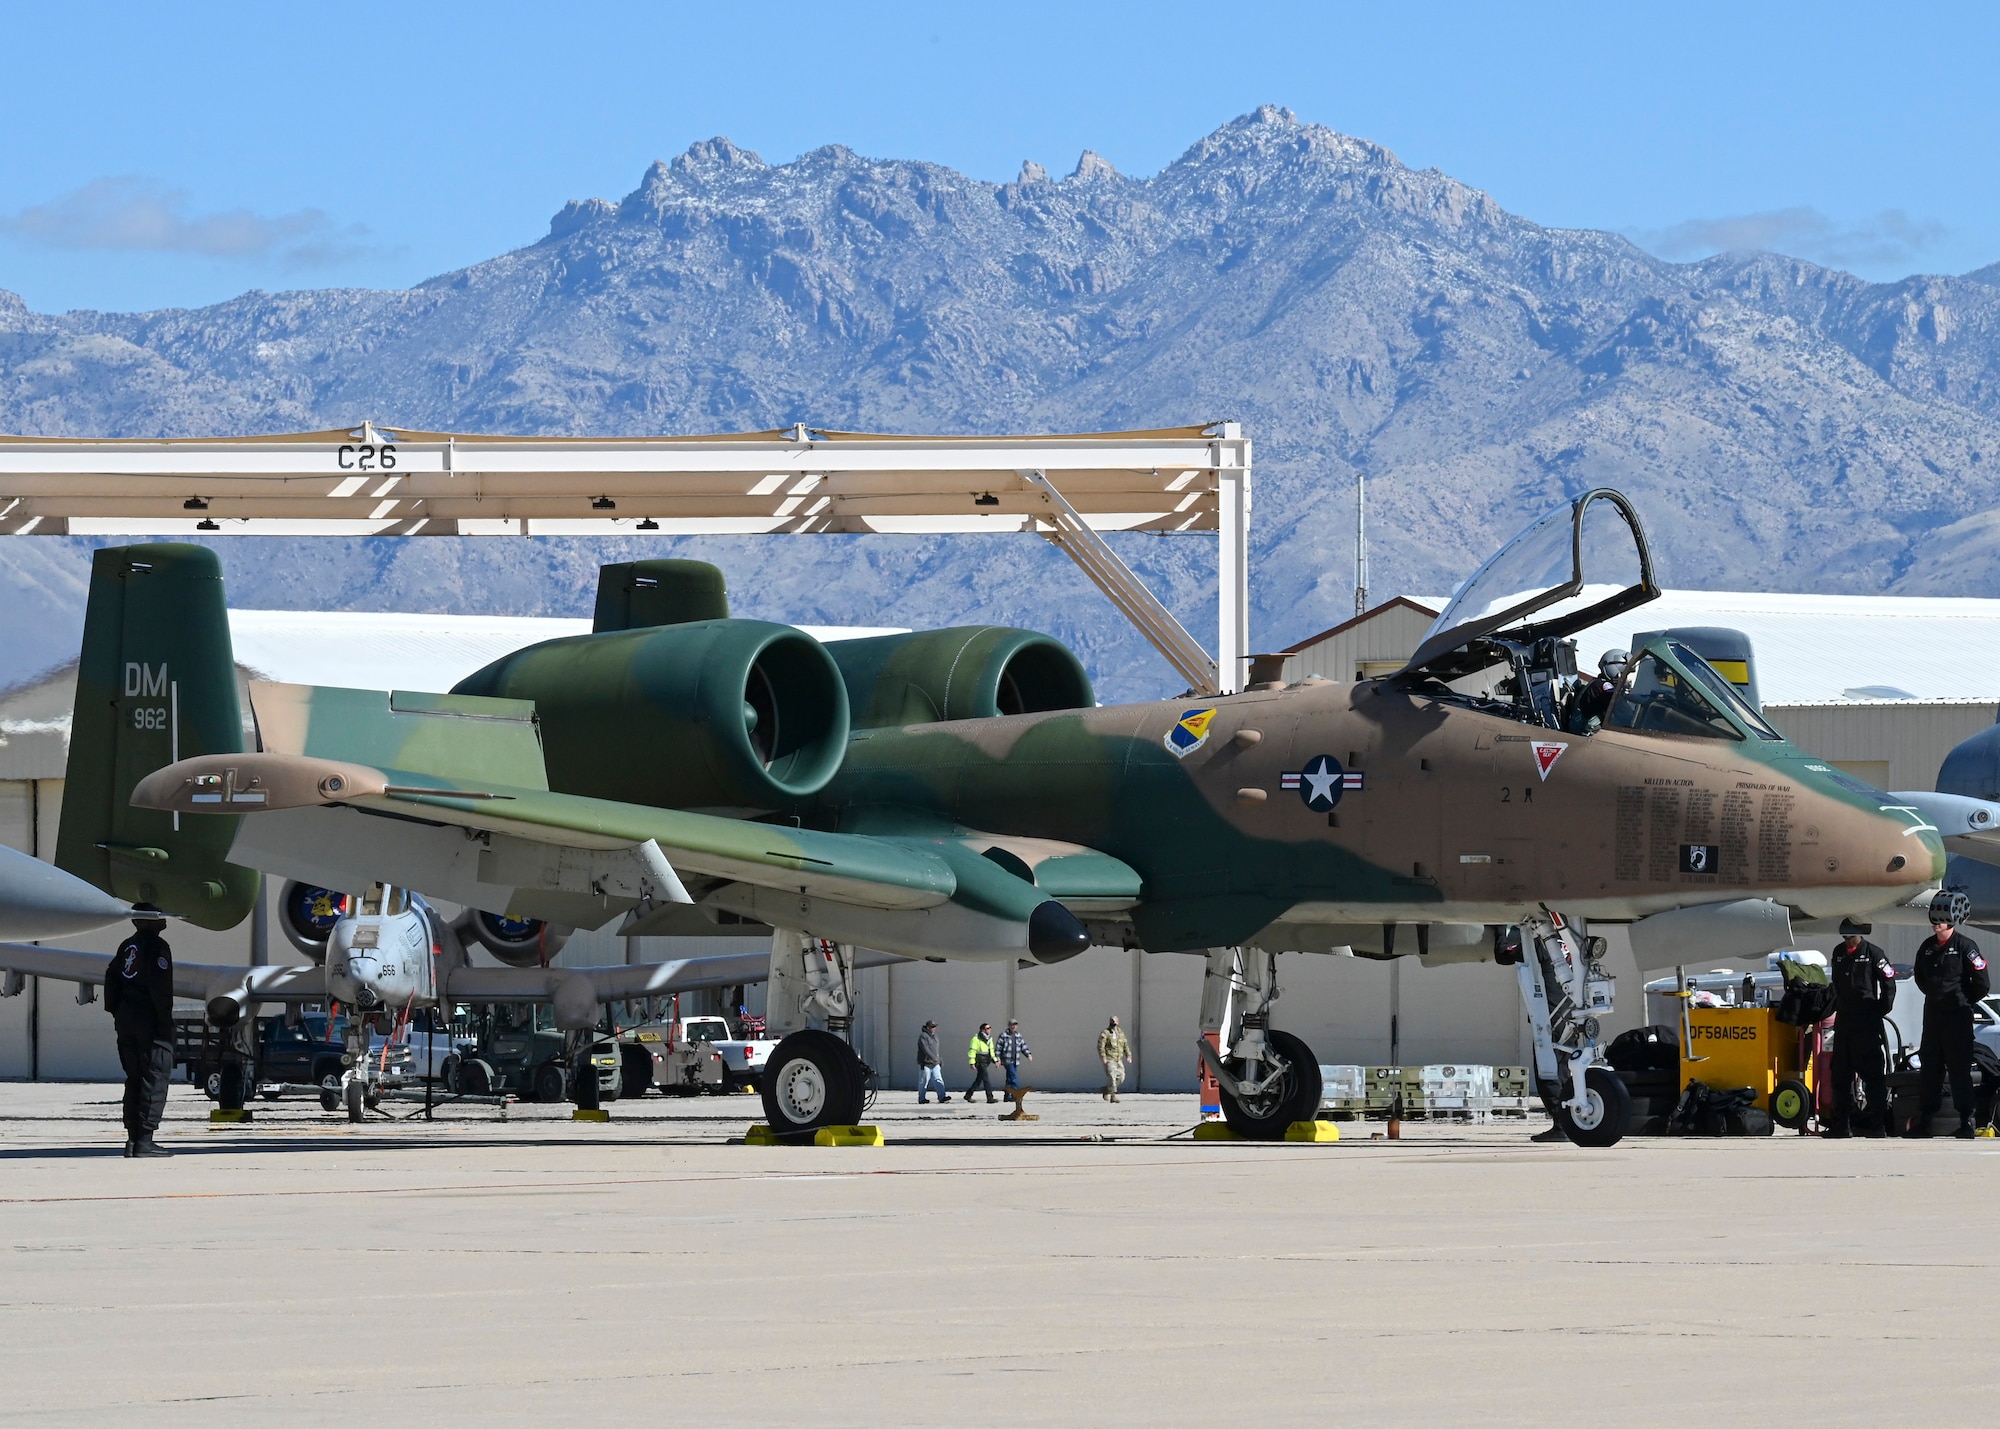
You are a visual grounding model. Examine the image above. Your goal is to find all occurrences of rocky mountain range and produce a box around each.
[5,105,2000,699]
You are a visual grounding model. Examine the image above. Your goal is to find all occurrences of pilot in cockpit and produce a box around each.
[1568,649,1627,733]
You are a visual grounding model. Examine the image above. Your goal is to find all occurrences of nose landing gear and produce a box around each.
[1517,912,1627,1147]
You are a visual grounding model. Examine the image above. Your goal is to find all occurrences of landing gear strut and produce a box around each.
[759,933,872,1136]
[1516,912,1628,1147]
[1195,947,1322,1139]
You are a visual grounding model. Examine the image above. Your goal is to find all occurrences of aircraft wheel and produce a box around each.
[1553,1067,1630,1148]
[344,1079,365,1123]
[1218,1029,1323,1140]
[533,1061,567,1105]
[437,1055,458,1091]
[1772,1078,1811,1130]
[318,1070,342,1111]
[760,1030,864,1136]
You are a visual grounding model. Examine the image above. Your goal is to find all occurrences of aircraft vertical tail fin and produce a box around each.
[55,544,260,929]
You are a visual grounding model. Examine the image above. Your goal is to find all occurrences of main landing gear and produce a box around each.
[1515,912,1628,1147]
[759,934,874,1138]
[1196,947,1323,1139]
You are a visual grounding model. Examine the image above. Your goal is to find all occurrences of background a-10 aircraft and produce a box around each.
[0,489,1958,1146]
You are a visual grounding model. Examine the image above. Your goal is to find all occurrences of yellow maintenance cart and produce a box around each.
[1684,1003,1817,1129]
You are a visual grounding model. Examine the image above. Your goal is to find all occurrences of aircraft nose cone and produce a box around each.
[0,844,141,941]
[1028,900,1090,964]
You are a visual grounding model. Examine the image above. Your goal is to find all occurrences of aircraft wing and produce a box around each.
[132,752,957,930]
[0,844,144,942]
[1889,791,2000,866]
[445,946,908,1005]
[0,942,324,1002]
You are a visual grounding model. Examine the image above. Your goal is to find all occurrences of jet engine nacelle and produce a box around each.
[277,880,350,965]
[827,627,1094,729]
[461,909,571,968]
[453,619,849,814]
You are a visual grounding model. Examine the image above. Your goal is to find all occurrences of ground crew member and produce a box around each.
[915,1019,947,1104]
[1824,919,1896,1138]
[965,1022,998,1103]
[1098,1015,1132,1101]
[1908,891,1990,1139]
[104,903,175,1158]
[994,1017,1031,1092]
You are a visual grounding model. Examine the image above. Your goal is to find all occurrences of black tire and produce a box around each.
[316,1065,343,1112]
[760,1029,865,1136]
[457,1059,493,1096]
[437,1055,458,1091]
[1771,1078,1811,1130]
[202,1069,222,1102]
[1217,1029,1324,1141]
[620,1045,653,1100]
[533,1061,566,1105]
[344,1079,364,1123]
[1552,1066,1631,1147]
[571,1054,601,1111]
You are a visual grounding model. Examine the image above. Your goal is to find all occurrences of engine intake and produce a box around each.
[454,619,850,813]
[462,910,571,969]
[829,627,1092,729]
[277,880,349,965]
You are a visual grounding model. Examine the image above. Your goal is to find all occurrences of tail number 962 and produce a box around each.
[131,706,169,730]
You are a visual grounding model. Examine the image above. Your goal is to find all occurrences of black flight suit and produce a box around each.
[103,928,175,1148]
[1827,938,1896,1135]
[1913,929,1991,1134]
[1569,675,1619,733]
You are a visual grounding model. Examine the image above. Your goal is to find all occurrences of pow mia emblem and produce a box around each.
[1680,843,1719,874]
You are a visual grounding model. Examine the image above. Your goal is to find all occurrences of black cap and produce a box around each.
[1839,918,1872,936]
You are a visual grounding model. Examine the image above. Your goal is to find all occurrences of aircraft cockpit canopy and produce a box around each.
[1401,489,1658,682]
[1603,642,1785,743]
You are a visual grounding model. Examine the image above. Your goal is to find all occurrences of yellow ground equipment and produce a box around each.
[1684,1005,1814,1122]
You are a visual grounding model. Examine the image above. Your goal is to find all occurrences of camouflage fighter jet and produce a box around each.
[23,491,1943,1145]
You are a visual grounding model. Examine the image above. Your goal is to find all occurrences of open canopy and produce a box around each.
[1400,488,1659,681]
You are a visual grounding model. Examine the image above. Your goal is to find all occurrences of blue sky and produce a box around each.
[3,1,1995,313]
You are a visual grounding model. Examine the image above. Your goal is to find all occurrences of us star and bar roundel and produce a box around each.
[1166,707,1217,757]
[1281,754,1365,812]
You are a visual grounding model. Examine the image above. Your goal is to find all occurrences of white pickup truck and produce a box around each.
[631,1015,776,1095]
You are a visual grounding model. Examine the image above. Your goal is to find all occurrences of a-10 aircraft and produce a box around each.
[4,490,1943,1144]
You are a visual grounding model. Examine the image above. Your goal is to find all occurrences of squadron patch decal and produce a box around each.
[1531,741,1567,780]
[1166,707,1217,757]
[1281,754,1364,812]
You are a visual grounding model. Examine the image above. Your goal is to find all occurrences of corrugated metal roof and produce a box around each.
[224,610,905,692]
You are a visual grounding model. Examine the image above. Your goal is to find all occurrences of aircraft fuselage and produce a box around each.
[821,677,1942,952]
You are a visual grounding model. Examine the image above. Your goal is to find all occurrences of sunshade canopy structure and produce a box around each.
[0,421,1252,694]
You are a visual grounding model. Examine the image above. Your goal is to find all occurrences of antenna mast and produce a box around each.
[1354,470,1369,618]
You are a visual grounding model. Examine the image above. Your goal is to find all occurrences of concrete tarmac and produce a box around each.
[1,1082,1995,1424]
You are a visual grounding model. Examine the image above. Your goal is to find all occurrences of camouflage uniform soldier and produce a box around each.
[1097,1016,1132,1101]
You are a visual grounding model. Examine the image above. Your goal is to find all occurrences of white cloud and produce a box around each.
[1632,205,1946,272]
[0,176,378,268]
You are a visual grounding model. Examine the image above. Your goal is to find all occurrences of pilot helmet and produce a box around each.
[1929,890,1972,929]
[1599,649,1629,680]
[130,901,168,931]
